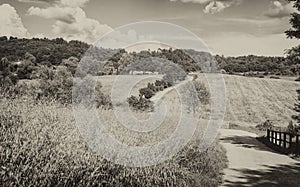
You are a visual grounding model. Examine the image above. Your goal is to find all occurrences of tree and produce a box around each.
[62,56,79,75]
[291,89,300,134]
[25,52,36,64]
[286,121,299,134]
[293,89,300,121]
[286,45,300,66]
[0,57,15,86]
[17,53,36,79]
[285,0,300,39]
[288,1,300,134]
[285,0,300,66]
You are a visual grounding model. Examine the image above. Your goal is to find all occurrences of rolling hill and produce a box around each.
[99,74,300,128]
[220,75,299,127]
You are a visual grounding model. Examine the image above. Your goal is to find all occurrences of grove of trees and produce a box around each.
[287,0,300,134]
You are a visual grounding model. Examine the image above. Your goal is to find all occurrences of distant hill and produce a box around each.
[0,36,298,82]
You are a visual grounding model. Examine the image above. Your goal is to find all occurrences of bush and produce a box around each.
[73,75,112,108]
[286,121,300,134]
[127,95,154,111]
[155,79,170,89]
[193,81,210,105]
[147,82,157,92]
[35,66,73,103]
[256,120,274,131]
[139,87,155,99]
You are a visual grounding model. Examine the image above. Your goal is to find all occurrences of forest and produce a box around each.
[1,36,299,79]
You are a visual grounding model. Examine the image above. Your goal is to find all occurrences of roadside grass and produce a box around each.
[0,93,227,186]
[227,122,266,137]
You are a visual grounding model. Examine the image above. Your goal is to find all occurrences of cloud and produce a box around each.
[60,0,89,7]
[170,0,242,14]
[28,6,76,23]
[95,29,154,49]
[0,4,29,37]
[265,1,294,18]
[27,0,112,43]
[19,0,88,7]
[204,1,231,14]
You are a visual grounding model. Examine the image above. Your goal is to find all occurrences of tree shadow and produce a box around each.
[223,163,300,186]
[220,135,276,153]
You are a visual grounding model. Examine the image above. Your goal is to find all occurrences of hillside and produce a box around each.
[221,75,299,127]
[98,74,300,127]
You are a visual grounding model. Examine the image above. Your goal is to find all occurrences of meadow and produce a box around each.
[0,74,227,186]
[195,74,300,128]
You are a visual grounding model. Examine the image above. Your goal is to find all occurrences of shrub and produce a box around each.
[155,79,170,89]
[39,66,73,103]
[147,82,157,92]
[127,95,154,111]
[286,121,300,134]
[193,81,210,105]
[256,120,274,131]
[73,75,112,108]
[139,87,155,99]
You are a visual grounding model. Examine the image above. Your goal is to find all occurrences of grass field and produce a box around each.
[195,74,300,128]
[100,74,300,128]
[97,75,163,97]
[0,75,227,186]
[4,73,296,186]
[223,75,299,127]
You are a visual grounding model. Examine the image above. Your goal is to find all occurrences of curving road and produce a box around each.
[220,129,300,187]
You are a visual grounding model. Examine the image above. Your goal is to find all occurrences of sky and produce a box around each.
[0,0,299,56]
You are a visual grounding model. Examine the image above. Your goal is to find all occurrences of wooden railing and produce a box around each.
[266,129,300,152]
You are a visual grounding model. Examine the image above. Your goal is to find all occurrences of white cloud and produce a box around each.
[170,0,241,14]
[27,0,112,43]
[0,4,29,37]
[95,29,154,49]
[60,0,89,7]
[28,6,76,23]
[18,0,87,7]
[204,1,230,14]
[265,1,295,18]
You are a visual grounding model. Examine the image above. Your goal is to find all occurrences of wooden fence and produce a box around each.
[266,129,300,153]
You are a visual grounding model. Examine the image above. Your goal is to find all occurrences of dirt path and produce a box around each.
[150,76,193,105]
[220,129,300,187]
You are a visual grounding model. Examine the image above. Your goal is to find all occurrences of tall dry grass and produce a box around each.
[0,93,227,186]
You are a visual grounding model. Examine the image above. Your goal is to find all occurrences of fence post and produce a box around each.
[296,135,299,151]
[278,132,282,147]
[267,129,270,141]
[283,133,287,149]
[289,134,292,149]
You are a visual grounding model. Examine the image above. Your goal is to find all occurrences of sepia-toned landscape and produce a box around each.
[1,0,300,186]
